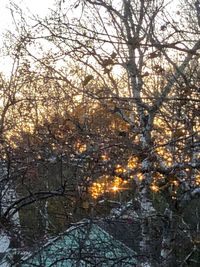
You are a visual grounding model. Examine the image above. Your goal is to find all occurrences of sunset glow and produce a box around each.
[90,175,128,199]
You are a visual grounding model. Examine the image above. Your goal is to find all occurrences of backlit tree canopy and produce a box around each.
[0,0,200,266]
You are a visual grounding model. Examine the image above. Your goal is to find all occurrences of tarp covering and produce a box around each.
[21,221,137,266]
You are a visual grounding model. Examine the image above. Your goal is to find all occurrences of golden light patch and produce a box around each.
[150,184,159,192]
[115,164,126,174]
[127,156,139,168]
[137,173,144,181]
[75,141,87,153]
[156,147,173,167]
[112,185,119,192]
[101,153,109,161]
[195,171,200,185]
[90,175,129,198]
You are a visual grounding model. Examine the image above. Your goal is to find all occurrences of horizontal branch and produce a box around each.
[2,187,67,219]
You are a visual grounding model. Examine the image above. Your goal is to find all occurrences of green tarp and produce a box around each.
[21,222,137,266]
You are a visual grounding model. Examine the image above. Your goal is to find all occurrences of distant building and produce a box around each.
[21,220,137,267]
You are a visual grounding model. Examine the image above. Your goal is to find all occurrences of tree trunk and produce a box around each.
[138,184,155,267]
[160,208,174,266]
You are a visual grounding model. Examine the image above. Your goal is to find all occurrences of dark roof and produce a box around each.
[98,217,140,253]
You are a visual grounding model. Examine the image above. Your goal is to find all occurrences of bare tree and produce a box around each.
[0,0,200,266]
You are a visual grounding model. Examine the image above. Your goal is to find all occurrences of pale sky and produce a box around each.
[0,0,55,36]
[0,0,56,75]
[0,0,180,76]
[0,0,179,38]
